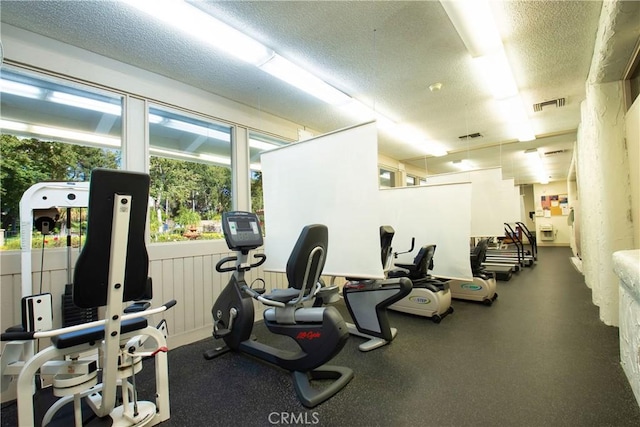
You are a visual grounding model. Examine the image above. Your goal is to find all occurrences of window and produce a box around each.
[379,167,397,188]
[1,67,123,250]
[148,106,232,242]
[626,50,639,109]
[406,175,419,186]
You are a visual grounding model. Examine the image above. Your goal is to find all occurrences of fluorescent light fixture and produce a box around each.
[123,0,273,65]
[474,50,518,100]
[523,148,549,183]
[372,112,397,132]
[393,124,448,157]
[339,100,396,131]
[452,159,474,170]
[260,54,352,105]
[425,142,448,157]
[0,79,42,98]
[393,123,448,157]
[515,128,535,142]
[396,124,426,145]
[48,91,122,115]
[440,0,502,57]
[442,0,535,142]
[1,119,121,147]
[497,96,535,142]
[127,0,440,148]
[126,0,354,107]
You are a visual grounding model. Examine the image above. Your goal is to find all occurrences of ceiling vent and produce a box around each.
[458,132,483,140]
[533,98,566,112]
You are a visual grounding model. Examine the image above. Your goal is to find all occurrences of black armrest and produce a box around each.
[394,263,417,271]
[51,318,148,349]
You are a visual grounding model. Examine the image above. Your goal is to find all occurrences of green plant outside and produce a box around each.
[1,231,225,250]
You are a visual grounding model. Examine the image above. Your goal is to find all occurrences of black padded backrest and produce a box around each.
[286,224,328,292]
[470,239,489,271]
[379,225,395,268]
[414,244,436,274]
[73,169,150,309]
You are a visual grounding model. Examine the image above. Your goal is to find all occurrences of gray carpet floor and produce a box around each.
[3,247,639,426]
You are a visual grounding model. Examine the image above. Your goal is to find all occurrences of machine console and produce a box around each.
[221,211,263,251]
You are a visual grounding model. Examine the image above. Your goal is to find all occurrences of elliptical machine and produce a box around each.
[342,226,413,351]
[204,211,353,408]
[387,242,454,323]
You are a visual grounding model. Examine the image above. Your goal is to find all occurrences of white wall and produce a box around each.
[521,185,536,232]
[626,97,640,248]
[532,182,571,247]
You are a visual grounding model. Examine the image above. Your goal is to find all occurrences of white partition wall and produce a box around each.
[261,121,384,279]
[501,178,521,223]
[379,184,473,280]
[427,168,505,237]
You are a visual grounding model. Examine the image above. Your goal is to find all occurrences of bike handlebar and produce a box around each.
[215,253,267,273]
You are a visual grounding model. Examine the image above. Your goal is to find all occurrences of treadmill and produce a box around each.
[476,237,517,281]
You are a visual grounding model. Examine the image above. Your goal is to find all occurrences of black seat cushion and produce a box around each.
[263,288,301,303]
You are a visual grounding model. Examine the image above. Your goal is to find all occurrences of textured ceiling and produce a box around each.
[1,0,634,185]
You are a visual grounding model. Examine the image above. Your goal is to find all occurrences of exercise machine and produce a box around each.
[204,211,353,408]
[1,169,176,426]
[446,239,498,306]
[18,181,89,300]
[484,224,535,270]
[387,243,454,323]
[341,225,413,351]
[516,221,537,261]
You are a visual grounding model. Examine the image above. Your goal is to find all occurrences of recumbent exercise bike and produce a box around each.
[203,211,353,408]
[341,225,413,351]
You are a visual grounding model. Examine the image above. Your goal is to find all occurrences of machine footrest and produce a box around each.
[292,365,353,408]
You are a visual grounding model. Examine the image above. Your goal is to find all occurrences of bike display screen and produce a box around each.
[222,211,263,250]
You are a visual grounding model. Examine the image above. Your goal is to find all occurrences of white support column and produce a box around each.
[578,81,634,326]
[122,95,149,173]
[232,126,251,212]
[576,0,638,326]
